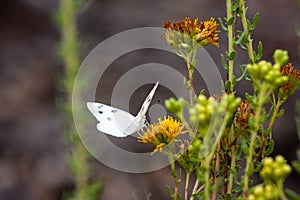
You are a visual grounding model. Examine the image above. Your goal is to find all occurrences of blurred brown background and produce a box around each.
[0,0,299,199]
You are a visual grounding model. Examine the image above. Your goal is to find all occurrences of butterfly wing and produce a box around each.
[87,102,140,137]
[135,81,159,123]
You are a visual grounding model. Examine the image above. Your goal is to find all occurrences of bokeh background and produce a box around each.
[0,0,300,199]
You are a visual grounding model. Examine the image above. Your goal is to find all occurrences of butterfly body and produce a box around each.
[87,82,159,137]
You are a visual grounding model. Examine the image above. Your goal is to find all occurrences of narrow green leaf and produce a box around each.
[263,128,272,137]
[264,139,274,157]
[285,189,300,200]
[236,65,248,82]
[228,50,236,60]
[276,108,285,119]
[236,31,246,45]
[225,81,232,92]
[232,0,240,11]
[257,41,263,60]
[166,185,174,198]
[221,54,229,70]
[227,16,235,25]
[292,161,300,174]
[218,17,228,31]
[177,194,182,200]
[252,13,260,29]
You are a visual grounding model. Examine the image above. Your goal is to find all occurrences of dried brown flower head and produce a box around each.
[279,63,300,96]
[235,100,253,130]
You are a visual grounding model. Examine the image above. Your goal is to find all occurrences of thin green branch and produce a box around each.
[58,0,101,199]
[212,142,221,200]
[243,87,270,197]
[227,145,236,194]
[239,0,255,63]
[226,0,235,92]
[190,179,200,200]
[185,172,190,200]
[277,180,288,200]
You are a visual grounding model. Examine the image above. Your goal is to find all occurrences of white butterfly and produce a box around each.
[87,81,159,137]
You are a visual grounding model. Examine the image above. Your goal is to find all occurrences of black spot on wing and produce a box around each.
[111,109,118,113]
[98,105,104,108]
[98,111,103,114]
[107,117,112,121]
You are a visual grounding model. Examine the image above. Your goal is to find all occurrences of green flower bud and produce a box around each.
[198,105,206,113]
[207,104,213,112]
[273,63,281,70]
[165,98,181,114]
[189,108,198,124]
[274,76,288,87]
[260,63,268,74]
[275,155,285,165]
[247,63,258,77]
[265,184,279,199]
[263,157,273,166]
[273,49,289,66]
[199,113,206,121]
[258,61,272,77]
[198,94,207,104]
[253,185,264,196]
[260,166,272,180]
[273,168,283,179]
[188,139,202,154]
[282,164,292,176]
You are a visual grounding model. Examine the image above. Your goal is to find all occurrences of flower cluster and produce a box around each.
[138,116,185,154]
[248,155,292,200]
[260,155,292,182]
[247,60,288,89]
[189,94,213,135]
[163,17,220,49]
[248,184,280,200]
[189,94,241,137]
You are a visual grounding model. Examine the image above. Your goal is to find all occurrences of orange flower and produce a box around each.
[163,17,220,47]
[138,116,185,154]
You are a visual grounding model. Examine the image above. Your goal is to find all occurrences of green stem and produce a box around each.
[59,0,101,199]
[60,0,80,94]
[203,114,231,200]
[239,0,255,63]
[268,100,283,129]
[227,145,236,195]
[185,172,190,200]
[277,180,288,200]
[243,88,269,198]
[170,158,179,200]
[212,143,221,200]
[186,52,196,105]
[226,0,235,92]
[204,153,213,200]
[190,179,200,200]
